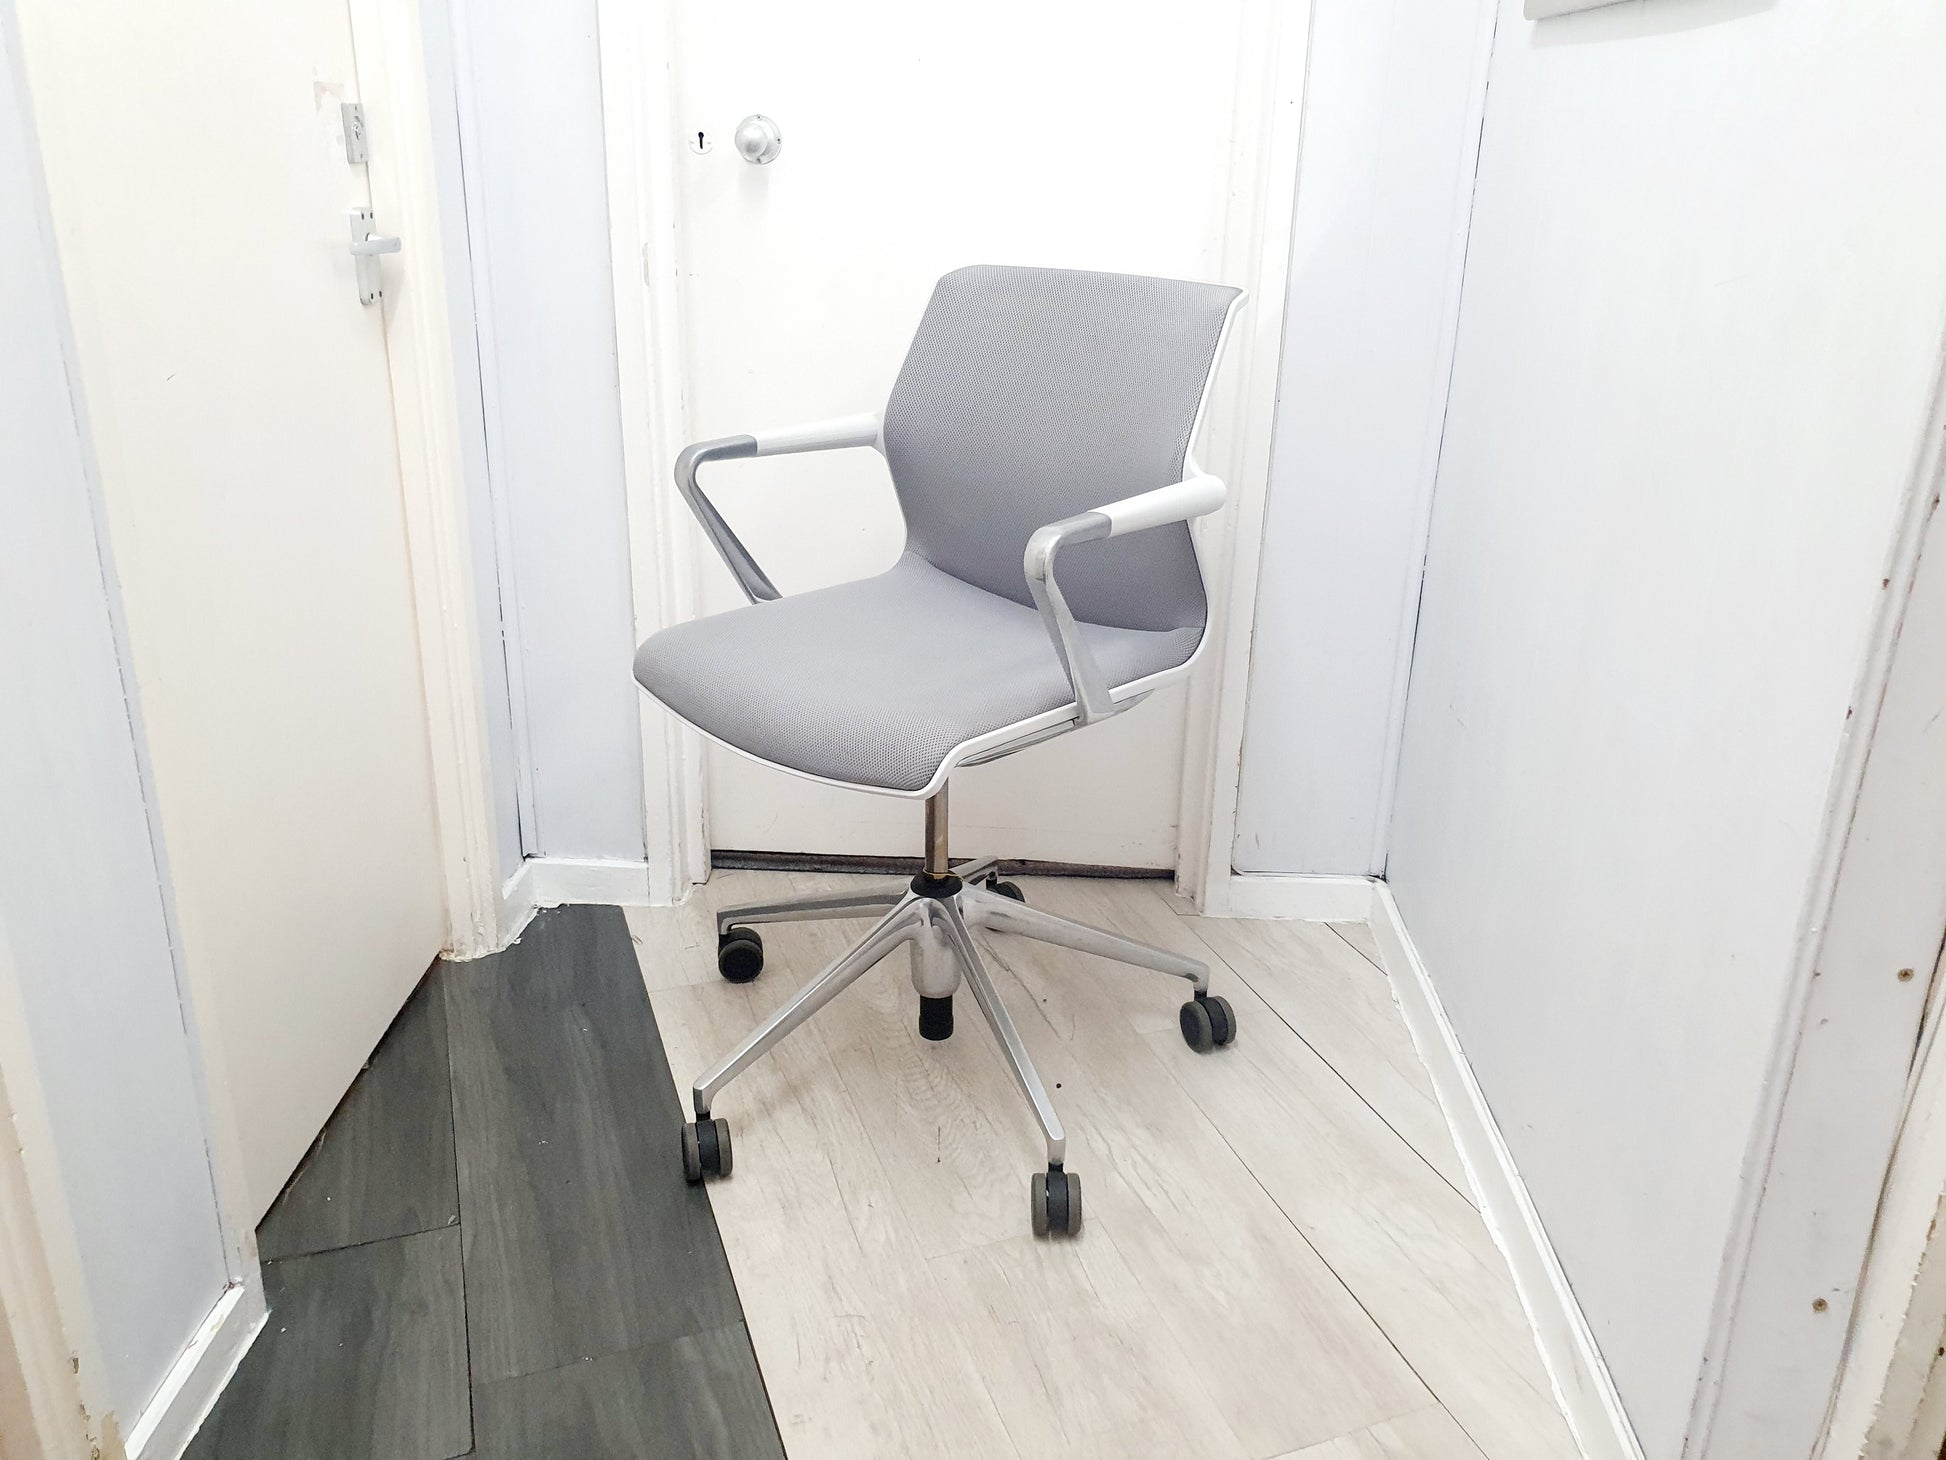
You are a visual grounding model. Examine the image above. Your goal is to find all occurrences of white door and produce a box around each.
[668,2,1250,868]
[18,0,447,1217]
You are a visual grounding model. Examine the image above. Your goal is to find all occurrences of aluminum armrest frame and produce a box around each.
[1022,473,1227,725]
[675,412,882,603]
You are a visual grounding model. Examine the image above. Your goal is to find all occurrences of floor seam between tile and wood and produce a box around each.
[190,904,782,1460]
[190,875,1573,1460]
[445,969,478,1460]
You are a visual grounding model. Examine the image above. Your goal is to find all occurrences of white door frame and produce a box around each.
[1172,0,1314,912]
[594,0,1312,908]
[346,0,507,958]
[1,16,123,1457]
[1822,928,1946,1460]
[1688,352,1946,1457]
[596,0,711,906]
[0,923,108,1460]
[0,880,264,1460]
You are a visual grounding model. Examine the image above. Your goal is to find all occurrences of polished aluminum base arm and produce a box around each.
[962,883,1210,993]
[692,896,922,1117]
[686,872,1209,1165]
[714,885,906,935]
[938,897,1067,1167]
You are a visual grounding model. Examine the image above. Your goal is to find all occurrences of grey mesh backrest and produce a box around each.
[881,265,1241,634]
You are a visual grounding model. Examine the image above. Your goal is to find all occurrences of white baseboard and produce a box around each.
[501,855,653,921]
[525,856,652,907]
[475,857,659,959]
[498,860,539,947]
[1369,884,1644,1460]
[124,1282,266,1460]
[1203,872,1379,922]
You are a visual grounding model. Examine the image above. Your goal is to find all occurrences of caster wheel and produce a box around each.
[1179,993,1237,1052]
[1031,1167,1082,1236]
[986,876,1026,904]
[680,1117,733,1182]
[919,993,954,1041]
[717,928,764,983]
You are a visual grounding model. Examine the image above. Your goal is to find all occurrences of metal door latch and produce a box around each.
[348,208,401,305]
[341,102,368,164]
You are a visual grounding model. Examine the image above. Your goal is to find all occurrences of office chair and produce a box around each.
[635,265,1245,1236]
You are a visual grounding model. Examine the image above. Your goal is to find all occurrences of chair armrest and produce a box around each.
[675,413,883,603]
[1022,474,1226,724]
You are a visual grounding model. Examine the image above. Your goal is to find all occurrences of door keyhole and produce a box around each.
[689,129,712,155]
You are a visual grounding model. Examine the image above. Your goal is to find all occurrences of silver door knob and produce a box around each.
[733,114,782,165]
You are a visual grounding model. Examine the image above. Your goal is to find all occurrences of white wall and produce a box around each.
[0,8,230,1421]
[1232,0,1491,877]
[1386,3,1946,1456]
[452,0,645,866]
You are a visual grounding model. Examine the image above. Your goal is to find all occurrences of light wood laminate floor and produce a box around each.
[629,873,1579,1460]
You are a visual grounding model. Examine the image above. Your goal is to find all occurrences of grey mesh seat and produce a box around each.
[635,554,1201,793]
[640,265,1246,1236]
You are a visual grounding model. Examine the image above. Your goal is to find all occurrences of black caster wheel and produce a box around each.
[1031,1166,1082,1236]
[680,1116,733,1182]
[986,876,1026,904]
[919,993,954,1041]
[1179,992,1237,1052]
[716,927,764,983]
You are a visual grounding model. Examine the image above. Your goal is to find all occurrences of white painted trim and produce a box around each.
[496,859,541,949]
[0,908,136,1460]
[0,925,96,1460]
[1695,353,1946,1459]
[347,0,504,957]
[1371,882,1646,1460]
[1203,872,1378,923]
[527,857,654,908]
[122,1285,266,1460]
[596,0,710,907]
[1823,947,1946,1459]
[1173,0,1314,909]
[445,1,540,860]
[489,857,657,953]
[480,856,659,961]
[1367,0,1499,873]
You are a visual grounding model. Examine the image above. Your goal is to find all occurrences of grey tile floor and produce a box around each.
[187,905,783,1460]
